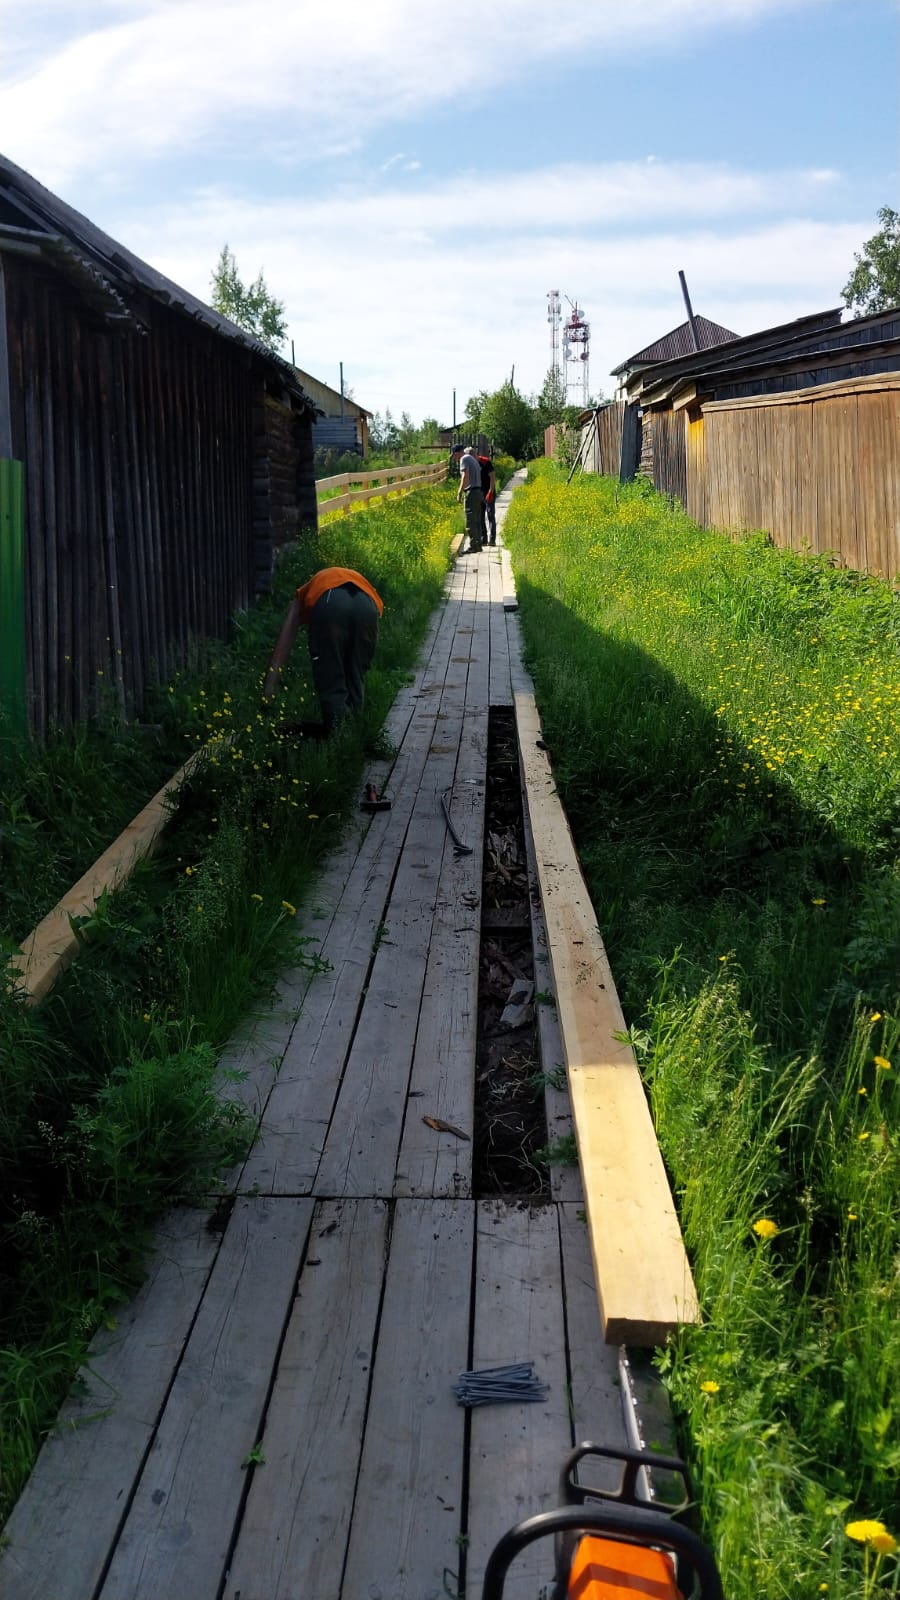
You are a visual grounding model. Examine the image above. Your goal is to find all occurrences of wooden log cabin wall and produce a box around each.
[0,154,318,735]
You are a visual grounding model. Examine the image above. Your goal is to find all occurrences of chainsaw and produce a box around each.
[480,1443,723,1600]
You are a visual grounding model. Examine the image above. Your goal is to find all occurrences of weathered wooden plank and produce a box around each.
[99,1197,314,1600]
[857,390,900,579]
[393,561,490,1196]
[814,392,860,567]
[488,540,513,706]
[559,1203,630,1490]
[515,687,699,1345]
[702,371,900,411]
[313,573,480,1197]
[224,1199,390,1600]
[339,1200,473,1600]
[466,1202,572,1600]
[0,1209,219,1600]
[505,602,581,1203]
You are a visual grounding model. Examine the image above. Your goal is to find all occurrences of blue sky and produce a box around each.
[1,0,896,423]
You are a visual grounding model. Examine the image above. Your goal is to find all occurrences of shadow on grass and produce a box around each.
[514,581,897,1065]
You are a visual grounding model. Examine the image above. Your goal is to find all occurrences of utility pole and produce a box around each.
[452,388,456,432]
[339,360,344,420]
[678,271,700,353]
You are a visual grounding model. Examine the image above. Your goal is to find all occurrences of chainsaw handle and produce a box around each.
[480,1502,724,1600]
[560,1440,691,1512]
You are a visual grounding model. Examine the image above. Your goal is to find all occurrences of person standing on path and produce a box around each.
[454,444,483,554]
[264,567,383,732]
[476,450,497,544]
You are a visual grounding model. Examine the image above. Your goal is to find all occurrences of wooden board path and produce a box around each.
[0,474,696,1600]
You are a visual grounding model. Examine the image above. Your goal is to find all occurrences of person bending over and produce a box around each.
[264,566,383,732]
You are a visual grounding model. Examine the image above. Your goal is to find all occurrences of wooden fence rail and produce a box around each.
[317,461,447,515]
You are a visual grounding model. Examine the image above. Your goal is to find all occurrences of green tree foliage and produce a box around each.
[535,366,568,428]
[464,391,491,434]
[369,408,401,453]
[842,207,900,315]
[210,244,287,353]
[479,381,540,459]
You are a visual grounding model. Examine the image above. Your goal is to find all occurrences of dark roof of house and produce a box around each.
[611,315,740,374]
[0,152,315,411]
[635,306,900,407]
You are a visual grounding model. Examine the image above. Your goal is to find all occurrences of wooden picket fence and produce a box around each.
[316,461,447,515]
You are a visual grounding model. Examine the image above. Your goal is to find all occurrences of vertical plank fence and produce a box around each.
[700,373,900,578]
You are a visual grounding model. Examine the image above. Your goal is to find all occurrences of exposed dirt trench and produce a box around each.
[473,707,550,1200]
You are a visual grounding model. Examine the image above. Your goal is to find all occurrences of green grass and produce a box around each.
[503,463,900,1599]
[0,482,457,1519]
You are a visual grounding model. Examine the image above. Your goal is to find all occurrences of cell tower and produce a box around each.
[547,289,561,392]
[563,298,590,407]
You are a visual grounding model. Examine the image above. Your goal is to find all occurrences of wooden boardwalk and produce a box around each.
[0,478,632,1600]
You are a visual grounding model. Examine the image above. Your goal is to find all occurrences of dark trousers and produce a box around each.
[308,583,379,732]
[463,487,483,551]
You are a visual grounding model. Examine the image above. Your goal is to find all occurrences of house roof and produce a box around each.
[635,306,900,408]
[0,152,316,413]
[611,315,740,375]
[292,366,372,418]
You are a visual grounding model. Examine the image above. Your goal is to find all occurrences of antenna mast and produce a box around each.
[547,290,561,393]
[563,297,590,407]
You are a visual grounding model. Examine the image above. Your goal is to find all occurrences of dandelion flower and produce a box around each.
[281,901,297,916]
[811,897,826,906]
[848,1211,858,1221]
[251,893,263,903]
[308,813,319,820]
[870,1531,899,1555]
[752,1218,779,1239]
[874,1056,891,1071]
[858,1132,870,1142]
[871,1012,882,1022]
[845,1520,893,1546]
[700,1380,720,1394]
[858,1087,868,1096]
[184,866,194,876]
[143,1012,151,1023]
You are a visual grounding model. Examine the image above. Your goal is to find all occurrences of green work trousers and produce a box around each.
[463,487,484,551]
[308,582,379,732]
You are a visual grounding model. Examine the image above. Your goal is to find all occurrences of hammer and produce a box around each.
[361,781,391,813]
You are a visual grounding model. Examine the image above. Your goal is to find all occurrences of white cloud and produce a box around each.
[103,161,865,420]
[0,0,834,184]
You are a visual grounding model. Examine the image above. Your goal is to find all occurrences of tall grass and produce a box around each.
[0,483,457,1518]
[503,464,900,1598]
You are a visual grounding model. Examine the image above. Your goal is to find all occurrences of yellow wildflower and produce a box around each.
[871,1531,899,1555]
[251,893,263,903]
[142,1012,151,1023]
[845,1520,893,1546]
[873,1056,891,1071]
[281,901,297,916]
[871,1012,882,1022]
[700,1380,720,1394]
[811,897,826,906]
[752,1218,779,1239]
[858,1132,870,1142]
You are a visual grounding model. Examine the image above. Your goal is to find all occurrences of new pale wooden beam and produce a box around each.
[9,749,207,1006]
[515,689,700,1346]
